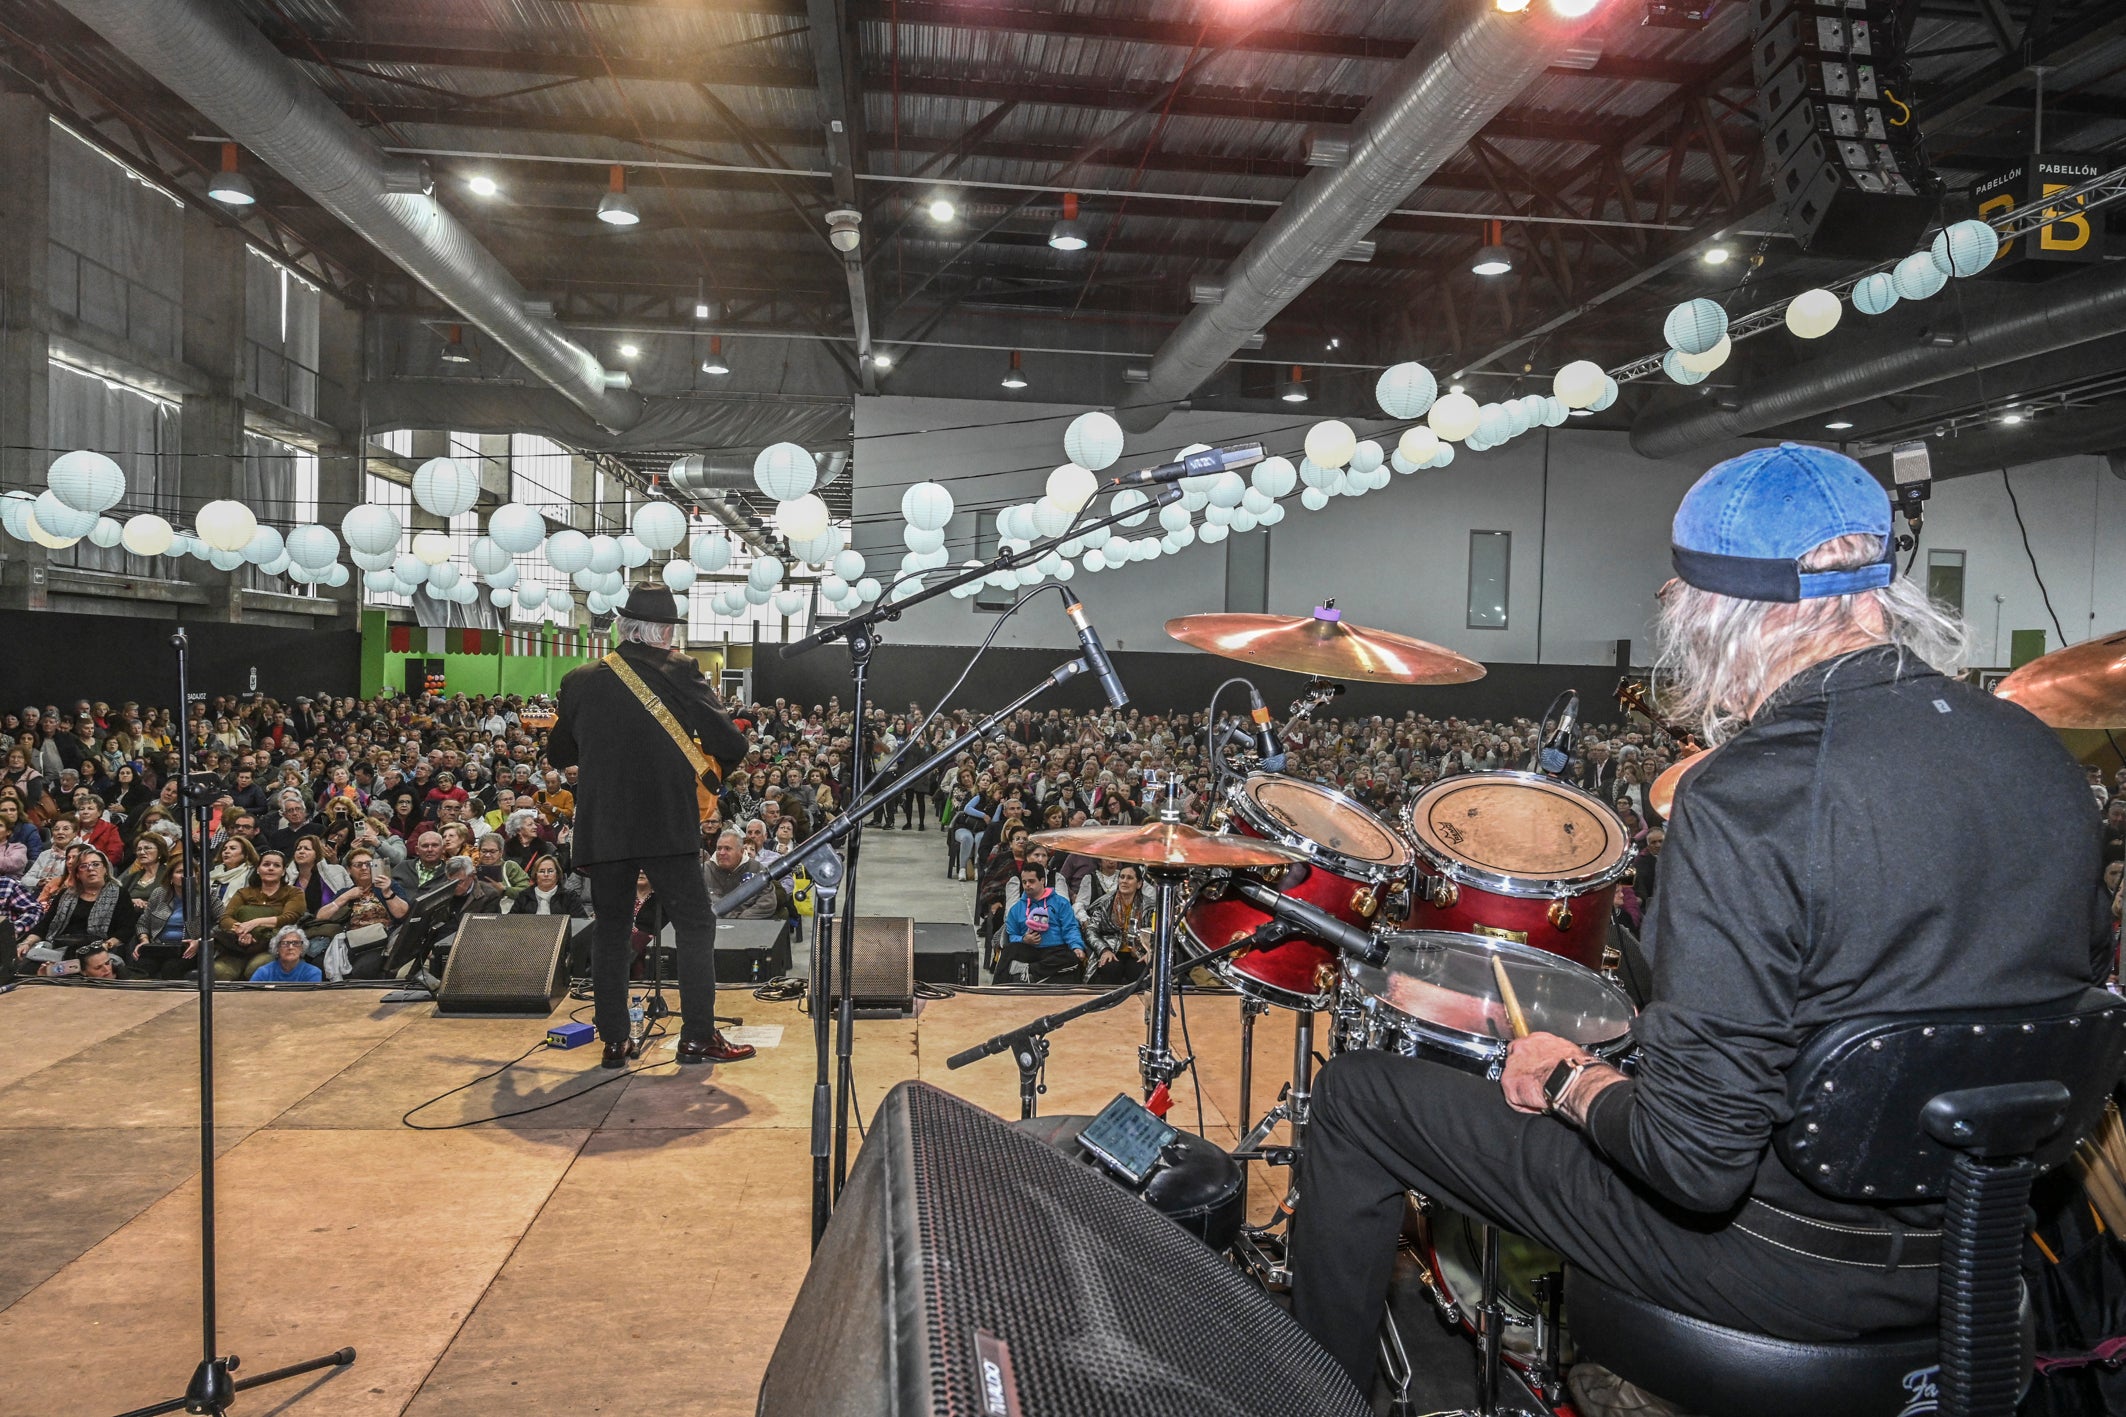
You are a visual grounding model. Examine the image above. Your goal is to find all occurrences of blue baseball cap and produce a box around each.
[1671,442,1893,602]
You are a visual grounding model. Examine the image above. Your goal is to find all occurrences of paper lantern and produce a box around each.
[901,481,954,531]
[1553,360,1606,409]
[1053,557,1076,581]
[1063,411,1125,472]
[88,516,123,549]
[1933,218,2000,278]
[515,583,546,611]
[1299,487,1329,512]
[1304,420,1358,469]
[486,564,518,590]
[773,590,805,616]
[1200,522,1230,545]
[1893,250,1948,302]
[753,442,817,501]
[1032,497,1074,539]
[661,560,697,593]
[469,536,511,576]
[1111,488,1151,526]
[1476,404,1513,444]
[1394,427,1439,466]
[481,502,541,555]
[586,591,612,617]
[0,491,36,540]
[1428,391,1482,442]
[1082,549,1107,573]
[208,546,247,571]
[427,561,462,591]
[1589,376,1620,413]
[1662,350,1710,386]
[322,564,350,589]
[1167,523,1197,550]
[413,457,481,518]
[546,528,592,573]
[831,549,865,582]
[1155,502,1191,535]
[187,498,252,552]
[596,569,626,598]
[34,490,98,540]
[618,534,652,569]
[402,530,445,566]
[391,553,422,583]
[1252,456,1297,498]
[1298,457,1334,490]
[489,586,514,608]
[119,512,173,557]
[748,555,785,590]
[1375,362,1438,419]
[1503,401,1533,438]
[1079,525,1111,551]
[1540,397,1569,428]
[854,577,881,603]
[47,450,126,513]
[545,587,573,613]
[1353,442,1387,479]
[26,519,77,550]
[1241,488,1272,516]
[690,533,732,574]
[913,546,949,572]
[632,499,687,552]
[1676,334,1732,374]
[1785,288,1843,340]
[1852,272,1900,316]
[338,504,398,557]
[580,534,619,574]
[1664,298,1728,355]
[1467,435,1492,453]
[1203,502,1233,527]
[1046,462,1097,513]
[1431,443,1456,469]
[1207,471,1246,509]
[770,494,826,544]
[242,525,285,566]
[367,569,399,594]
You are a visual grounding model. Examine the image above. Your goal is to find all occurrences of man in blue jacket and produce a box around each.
[991,863,1086,984]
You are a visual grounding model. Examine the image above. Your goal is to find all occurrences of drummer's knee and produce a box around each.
[1311,1050,1396,1133]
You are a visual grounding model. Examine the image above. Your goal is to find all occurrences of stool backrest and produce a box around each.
[1776,988,2126,1204]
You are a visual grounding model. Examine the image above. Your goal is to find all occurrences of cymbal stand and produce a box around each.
[1135,771,1191,1106]
[1230,1007,1316,1290]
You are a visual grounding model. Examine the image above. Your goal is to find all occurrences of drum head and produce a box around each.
[1346,930,1636,1057]
[1405,772,1628,896]
[1241,774,1410,869]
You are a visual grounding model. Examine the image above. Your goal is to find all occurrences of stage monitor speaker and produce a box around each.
[434,914,569,1016]
[758,1082,1368,1417]
[849,916,914,1016]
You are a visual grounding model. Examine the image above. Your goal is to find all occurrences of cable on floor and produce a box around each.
[401,1026,676,1130]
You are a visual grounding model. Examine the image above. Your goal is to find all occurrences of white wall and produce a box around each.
[851,396,2126,667]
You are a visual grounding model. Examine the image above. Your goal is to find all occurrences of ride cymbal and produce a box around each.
[1994,630,2126,729]
[1030,822,1308,868]
[1165,606,1485,685]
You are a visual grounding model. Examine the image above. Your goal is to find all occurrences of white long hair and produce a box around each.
[613,613,681,650]
[1652,534,1968,746]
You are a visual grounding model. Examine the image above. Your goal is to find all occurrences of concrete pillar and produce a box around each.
[314,296,364,622]
[180,210,250,621]
[0,88,51,611]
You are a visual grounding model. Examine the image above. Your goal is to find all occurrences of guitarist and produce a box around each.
[548,582,753,1069]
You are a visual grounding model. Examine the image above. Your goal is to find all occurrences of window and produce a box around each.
[1926,549,1966,617]
[373,429,413,458]
[361,474,412,607]
[1467,530,1510,630]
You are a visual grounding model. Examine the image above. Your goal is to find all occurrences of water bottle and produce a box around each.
[628,994,646,1046]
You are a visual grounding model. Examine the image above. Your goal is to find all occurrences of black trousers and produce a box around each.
[990,938,1081,984]
[1290,1050,1935,1392]
[585,855,719,1046]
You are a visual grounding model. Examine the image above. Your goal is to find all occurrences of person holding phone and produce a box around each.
[991,863,1086,984]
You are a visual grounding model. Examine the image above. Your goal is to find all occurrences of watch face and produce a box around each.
[1543,1059,1580,1105]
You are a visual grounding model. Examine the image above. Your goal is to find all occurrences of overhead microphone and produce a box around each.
[1537,690,1580,777]
[1063,600,1129,709]
[1229,878,1387,968]
[1246,685,1287,772]
[1114,441,1267,488]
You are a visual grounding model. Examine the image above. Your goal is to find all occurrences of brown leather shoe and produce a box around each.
[601,1039,633,1069]
[677,1029,756,1065]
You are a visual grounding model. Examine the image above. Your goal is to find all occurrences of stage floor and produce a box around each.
[0,977,1331,1417]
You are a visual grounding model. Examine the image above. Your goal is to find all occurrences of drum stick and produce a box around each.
[1490,956,1530,1040]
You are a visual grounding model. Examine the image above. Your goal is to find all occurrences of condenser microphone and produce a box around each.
[1229,878,1386,968]
[1064,601,1129,709]
[1247,686,1287,772]
[1115,442,1266,488]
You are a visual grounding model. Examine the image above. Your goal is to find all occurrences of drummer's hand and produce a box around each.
[1500,1033,1589,1114]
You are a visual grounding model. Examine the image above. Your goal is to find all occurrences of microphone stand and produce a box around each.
[114,631,356,1417]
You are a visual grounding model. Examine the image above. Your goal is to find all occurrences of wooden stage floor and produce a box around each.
[0,981,1317,1417]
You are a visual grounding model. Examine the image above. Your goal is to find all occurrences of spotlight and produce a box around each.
[1000,350,1028,390]
[826,208,862,252]
[467,174,500,198]
[1471,220,1511,277]
[1702,246,1731,265]
[701,336,729,376]
[1281,365,1309,403]
[597,165,641,226]
[927,197,956,224]
[1825,419,1853,430]
[1048,193,1087,250]
[208,144,255,206]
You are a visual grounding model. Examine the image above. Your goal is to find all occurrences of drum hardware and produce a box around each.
[1430,878,1461,910]
[1229,1004,1322,1291]
[1546,897,1573,932]
[1351,885,1379,918]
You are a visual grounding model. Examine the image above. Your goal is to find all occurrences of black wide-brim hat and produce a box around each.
[618,582,686,624]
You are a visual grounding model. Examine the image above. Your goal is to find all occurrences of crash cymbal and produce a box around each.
[1993,630,2126,729]
[1165,606,1486,685]
[1030,822,1308,869]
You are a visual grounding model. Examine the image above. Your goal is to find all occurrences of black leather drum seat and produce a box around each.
[1014,1114,1245,1251]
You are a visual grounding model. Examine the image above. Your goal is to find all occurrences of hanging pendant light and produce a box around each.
[1471,218,1513,277]
[701,335,729,375]
[439,324,473,364]
[1001,350,1029,389]
[597,164,641,226]
[1281,365,1309,403]
[1049,193,1088,251]
[207,143,255,206]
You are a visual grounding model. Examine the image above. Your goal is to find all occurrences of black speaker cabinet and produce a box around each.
[849,916,914,1016]
[434,914,570,1016]
[759,1081,1369,1417]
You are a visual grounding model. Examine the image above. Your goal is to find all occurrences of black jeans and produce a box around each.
[990,937,1082,984]
[1290,1051,1935,1392]
[585,855,719,1047]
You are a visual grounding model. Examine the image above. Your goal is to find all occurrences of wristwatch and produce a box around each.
[1542,1057,1596,1116]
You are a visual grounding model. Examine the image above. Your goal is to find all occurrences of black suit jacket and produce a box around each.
[546,643,747,868]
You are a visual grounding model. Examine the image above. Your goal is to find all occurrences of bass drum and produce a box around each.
[1400,771,1631,969]
[1412,1201,1571,1371]
[1183,773,1411,1011]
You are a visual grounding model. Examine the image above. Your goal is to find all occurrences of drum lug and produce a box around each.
[1547,897,1573,932]
[1351,885,1379,919]
[1429,878,1459,910]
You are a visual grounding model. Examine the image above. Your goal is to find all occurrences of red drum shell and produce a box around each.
[1403,874,1616,969]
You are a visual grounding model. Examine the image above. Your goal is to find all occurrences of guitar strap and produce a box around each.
[602,651,722,787]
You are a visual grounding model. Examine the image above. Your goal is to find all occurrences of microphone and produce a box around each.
[1064,600,1129,709]
[1229,878,1387,968]
[1537,690,1579,777]
[1114,442,1266,488]
[1247,685,1287,772]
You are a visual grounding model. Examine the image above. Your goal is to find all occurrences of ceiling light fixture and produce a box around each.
[466,173,500,198]
[597,164,641,226]
[1049,192,1087,250]
[701,335,729,376]
[927,196,956,224]
[1471,219,1512,277]
[1825,419,1853,430]
[826,208,863,252]
[207,143,255,206]
[1000,350,1028,389]
[694,282,712,321]
[618,343,640,359]
[2000,411,2026,425]
[1702,245,1731,265]
[439,324,472,364]
[1281,365,1309,403]
[872,351,893,370]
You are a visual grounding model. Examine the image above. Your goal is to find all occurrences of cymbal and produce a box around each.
[1993,630,2126,729]
[1030,822,1308,869]
[1165,607,1486,685]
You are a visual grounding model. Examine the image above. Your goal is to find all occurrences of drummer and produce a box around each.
[1290,444,2107,1412]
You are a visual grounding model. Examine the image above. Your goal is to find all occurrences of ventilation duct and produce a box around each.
[1112,1,1611,432]
[1630,257,2126,458]
[54,0,642,432]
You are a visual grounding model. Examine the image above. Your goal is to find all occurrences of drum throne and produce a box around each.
[1566,989,2126,1417]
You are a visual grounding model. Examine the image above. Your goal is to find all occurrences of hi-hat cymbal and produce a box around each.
[1994,630,2126,729]
[1165,607,1486,685]
[1030,822,1308,869]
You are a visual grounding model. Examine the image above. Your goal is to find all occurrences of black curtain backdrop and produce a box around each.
[0,610,360,709]
[753,642,1631,727]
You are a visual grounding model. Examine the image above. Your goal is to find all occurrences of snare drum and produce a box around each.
[1183,774,1411,1011]
[1400,771,1632,968]
[1329,929,1637,1078]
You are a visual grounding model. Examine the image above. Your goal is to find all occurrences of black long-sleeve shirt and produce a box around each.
[1584,646,2104,1219]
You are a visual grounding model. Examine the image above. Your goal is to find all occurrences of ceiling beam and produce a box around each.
[802,0,876,391]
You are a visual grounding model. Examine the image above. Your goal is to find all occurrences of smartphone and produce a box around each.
[48,959,80,976]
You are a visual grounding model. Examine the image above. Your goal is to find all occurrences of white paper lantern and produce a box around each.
[1207,471,1246,509]
[662,560,697,593]
[1349,440,1385,477]
[335,505,395,559]
[489,586,514,608]
[120,512,174,557]
[1241,487,1272,516]
[1398,427,1441,466]
[469,536,511,576]
[242,525,285,566]
[1252,456,1297,499]
[854,577,881,603]
[1046,462,1097,513]
[405,530,446,566]
[1664,298,1728,355]
[367,569,399,594]
[88,515,123,549]
[546,587,573,614]
[582,534,620,574]
[322,564,350,589]
[1784,288,1843,340]
[1203,502,1233,527]
[1063,411,1125,472]
[487,502,546,554]
[1431,443,1456,469]
[1157,502,1192,535]
[1540,397,1569,428]
[1111,488,1150,526]
[1375,362,1438,419]
[1261,503,1287,527]
[1893,250,1949,302]
[1662,350,1710,386]
[1032,497,1074,539]
[773,494,828,543]
[1200,522,1229,545]
[903,525,945,555]
[901,481,954,531]
[516,583,547,611]
[1053,557,1076,581]
[0,491,36,540]
[832,549,865,583]
[596,569,625,597]
[769,590,801,617]
[632,499,687,552]
[486,564,518,590]
[1168,523,1197,550]
[586,591,612,617]
[1082,549,1107,573]
[749,556,785,590]
[1933,218,2000,278]
[1477,404,1513,444]
[47,450,127,514]
[821,573,849,600]
[1304,420,1358,469]
[1676,334,1732,374]
[1428,391,1482,442]
[1589,376,1620,413]
[392,553,423,583]
[1852,272,1900,316]
[690,533,732,574]
[1080,525,1111,551]
[546,529,592,573]
[186,498,252,552]
[34,490,97,540]
[1552,360,1606,409]
[913,546,949,571]
[413,457,481,518]
[427,561,462,591]
[753,442,817,501]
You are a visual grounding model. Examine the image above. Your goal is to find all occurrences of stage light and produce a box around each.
[1999,411,2025,425]
[1494,0,1532,11]
[597,165,641,226]
[467,174,500,198]
[208,144,255,206]
[1551,0,1603,16]
[872,352,892,369]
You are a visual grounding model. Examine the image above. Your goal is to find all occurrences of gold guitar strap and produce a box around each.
[603,651,722,786]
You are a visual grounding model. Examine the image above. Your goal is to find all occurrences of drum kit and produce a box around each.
[1023,605,1645,1416]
